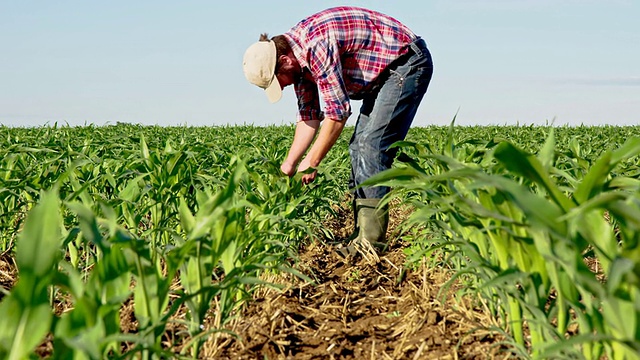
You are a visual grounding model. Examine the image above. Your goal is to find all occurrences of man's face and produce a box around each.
[276,70,296,89]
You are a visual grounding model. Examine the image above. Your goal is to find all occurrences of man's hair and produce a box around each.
[259,33,291,72]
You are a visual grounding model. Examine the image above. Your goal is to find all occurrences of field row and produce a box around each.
[1,123,639,359]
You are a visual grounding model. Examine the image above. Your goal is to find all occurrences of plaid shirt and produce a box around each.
[283,7,417,122]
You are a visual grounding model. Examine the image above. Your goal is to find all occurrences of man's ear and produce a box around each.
[279,54,293,69]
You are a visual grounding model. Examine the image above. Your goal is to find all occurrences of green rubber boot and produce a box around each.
[355,198,389,246]
[338,198,389,261]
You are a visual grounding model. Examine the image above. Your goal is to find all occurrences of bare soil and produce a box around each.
[0,250,16,302]
[204,202,512,359]
[206,244,509,359]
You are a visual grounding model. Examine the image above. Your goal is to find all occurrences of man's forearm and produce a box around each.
[304,118,346,168]
[283,120,320,167]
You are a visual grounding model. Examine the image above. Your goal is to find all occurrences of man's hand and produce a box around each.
[292,118,346,184]
[280,161,296,177]
[297,157,317,184]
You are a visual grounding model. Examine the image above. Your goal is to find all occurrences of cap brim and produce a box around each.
[264,76,282,103]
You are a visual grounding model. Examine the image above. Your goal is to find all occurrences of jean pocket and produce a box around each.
[388,69,405,88]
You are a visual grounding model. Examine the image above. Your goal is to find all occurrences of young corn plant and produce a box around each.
[0,190,63,360]
[366,126,640,359]
[175,156,318,357]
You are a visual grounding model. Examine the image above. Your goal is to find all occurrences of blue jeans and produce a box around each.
[349,38,433,199]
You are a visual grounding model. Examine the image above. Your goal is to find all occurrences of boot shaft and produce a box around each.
[355,198,389,243]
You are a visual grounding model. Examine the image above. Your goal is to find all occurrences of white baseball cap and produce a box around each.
[243,40,282,103]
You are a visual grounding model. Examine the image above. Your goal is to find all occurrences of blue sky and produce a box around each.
[1,0,638,127]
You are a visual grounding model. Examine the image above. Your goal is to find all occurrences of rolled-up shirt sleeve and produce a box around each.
[294,78,324,122]
[308,39,352,122]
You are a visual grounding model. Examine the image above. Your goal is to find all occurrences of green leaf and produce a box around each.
[444,114,457,157]
[67,201,106,248]
[119,174,147,202]
[535,333,610,360]
[607,177,640,191]
[178,197,196,233]
[576,137,640,204]
[607,257,635,292]
[560,192,627,222]
[608,200,640,234]
[493,142,574,212]
[601,298,637,340]
[140,134,150,160]
[15,189,63,278]
[537,128,555,171]
[611,136,640,164]
[487,175,568,236]
[0,300,52,360]
[299,166,316,175]
[479,268,528,290]
[359,166,427,187]
[574,151,613,204]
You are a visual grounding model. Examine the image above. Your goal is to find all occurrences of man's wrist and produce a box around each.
[283,159,296,167]
[309,157,321,168]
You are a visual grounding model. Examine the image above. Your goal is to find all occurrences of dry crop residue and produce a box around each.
[0,251,16,302]
[208,202,507,359]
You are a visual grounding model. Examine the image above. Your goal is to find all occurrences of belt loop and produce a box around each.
[409,38,424,57]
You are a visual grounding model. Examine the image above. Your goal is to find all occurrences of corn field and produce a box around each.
[0,123,639,359]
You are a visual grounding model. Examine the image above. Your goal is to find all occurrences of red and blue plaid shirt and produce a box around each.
[283,7,417,122]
